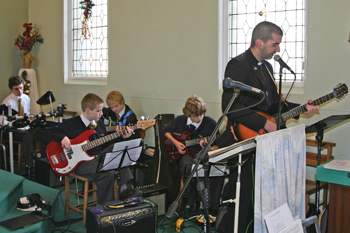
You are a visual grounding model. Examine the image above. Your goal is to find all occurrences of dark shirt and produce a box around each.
[102,104,137,127]
[222,49,299,133]
[216,49,301,148]
[44,116,107,156]
[162,114,217,153]
[102,104,140,142]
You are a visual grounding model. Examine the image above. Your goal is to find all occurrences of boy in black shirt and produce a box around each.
[45,93,133,205]
[163,95,222,217]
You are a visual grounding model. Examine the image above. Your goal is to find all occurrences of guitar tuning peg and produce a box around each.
[140,116,145,120]
[146,116,149,120]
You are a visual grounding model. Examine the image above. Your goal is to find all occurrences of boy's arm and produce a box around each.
[164,132,186,154]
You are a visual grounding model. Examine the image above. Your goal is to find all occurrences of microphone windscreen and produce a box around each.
[274,54,281,61]
[223,78,233,88]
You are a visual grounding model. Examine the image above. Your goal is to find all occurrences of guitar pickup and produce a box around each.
[59,152,66,163]
[51,155,59,165]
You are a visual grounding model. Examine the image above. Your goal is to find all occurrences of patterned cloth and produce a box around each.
[254,124,306,233]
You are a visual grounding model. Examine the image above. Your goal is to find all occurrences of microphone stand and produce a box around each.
[56,103,66,123]
[277,65,283,130]
[165,88,243,233]
[8,105,15,173]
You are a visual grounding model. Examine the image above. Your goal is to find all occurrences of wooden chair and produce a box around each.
[65,173,97,228]
[65,173,119,228]
[305,139,335,213]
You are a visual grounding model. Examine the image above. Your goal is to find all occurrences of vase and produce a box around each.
[21,53,37,69]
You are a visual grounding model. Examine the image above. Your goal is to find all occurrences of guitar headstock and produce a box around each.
[137,119,156,130]
[333,83,348,99]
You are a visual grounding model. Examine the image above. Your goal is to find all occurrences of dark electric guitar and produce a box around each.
[165,131,212,163]
[47,119,155,176]
[238,83,348,140]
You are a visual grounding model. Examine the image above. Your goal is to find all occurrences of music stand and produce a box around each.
[97,138,143,172]
[208,138,256,163]
[305,114,350,216]
[192,162,228,178]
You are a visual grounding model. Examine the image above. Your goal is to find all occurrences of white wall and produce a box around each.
[0,1,28,94]
[1,0,349,159]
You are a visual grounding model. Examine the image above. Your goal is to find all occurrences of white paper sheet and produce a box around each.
[323,159,350,172]
[264,203,302,233]
[100,138,142,171]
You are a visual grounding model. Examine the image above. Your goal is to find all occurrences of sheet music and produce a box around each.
[323,158,350,172]
[100,138,142,171]
[208,137,256,163]
[264,203,303,233]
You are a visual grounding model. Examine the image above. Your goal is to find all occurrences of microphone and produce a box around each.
[223,78,264,95]
[273,54,295,75]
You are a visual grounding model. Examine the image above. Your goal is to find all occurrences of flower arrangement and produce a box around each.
[14,23,44,56]
[80,0,95,38]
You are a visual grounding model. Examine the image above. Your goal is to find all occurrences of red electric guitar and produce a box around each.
[47,119,155,176]
[238,83,348,140]
[164,131,213,163]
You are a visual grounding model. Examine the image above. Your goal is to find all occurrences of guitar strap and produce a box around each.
[118,109,134,126]
[263,63,287,105]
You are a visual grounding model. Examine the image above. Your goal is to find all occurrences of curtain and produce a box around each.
[254,124,306,233]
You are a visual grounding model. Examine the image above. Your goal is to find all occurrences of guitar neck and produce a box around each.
[82,124,139,151]
[281,91,335,122]
[184,135,216,147]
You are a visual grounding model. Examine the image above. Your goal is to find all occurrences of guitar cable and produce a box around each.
[221,91,265,123]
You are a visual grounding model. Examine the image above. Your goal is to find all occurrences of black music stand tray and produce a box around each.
[97,138,143,172]
[305,114,350,216]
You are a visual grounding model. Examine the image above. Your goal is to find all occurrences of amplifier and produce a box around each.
[137,183,167,216]
[35,157,63,187]
[86,200,156,233]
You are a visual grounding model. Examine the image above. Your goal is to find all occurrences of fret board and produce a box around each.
[81,124,139,151]
[281,91,335,123]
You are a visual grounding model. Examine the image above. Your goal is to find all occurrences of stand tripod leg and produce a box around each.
[115,171,121,199]
[234,153,242,233]
[314,127,324,216]
[9,131,14,173]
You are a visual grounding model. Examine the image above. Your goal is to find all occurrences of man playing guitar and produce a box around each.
[216,21,319,233]
[162,95,222,218]
[220,22,319,147]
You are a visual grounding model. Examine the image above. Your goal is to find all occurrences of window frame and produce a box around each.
[63,0,108,85]
[217,0,308,89]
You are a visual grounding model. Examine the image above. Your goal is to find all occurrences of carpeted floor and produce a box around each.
[1,163,218,233]
[50,179,218,233]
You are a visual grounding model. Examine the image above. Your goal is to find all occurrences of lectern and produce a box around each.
[316,161,350,232]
